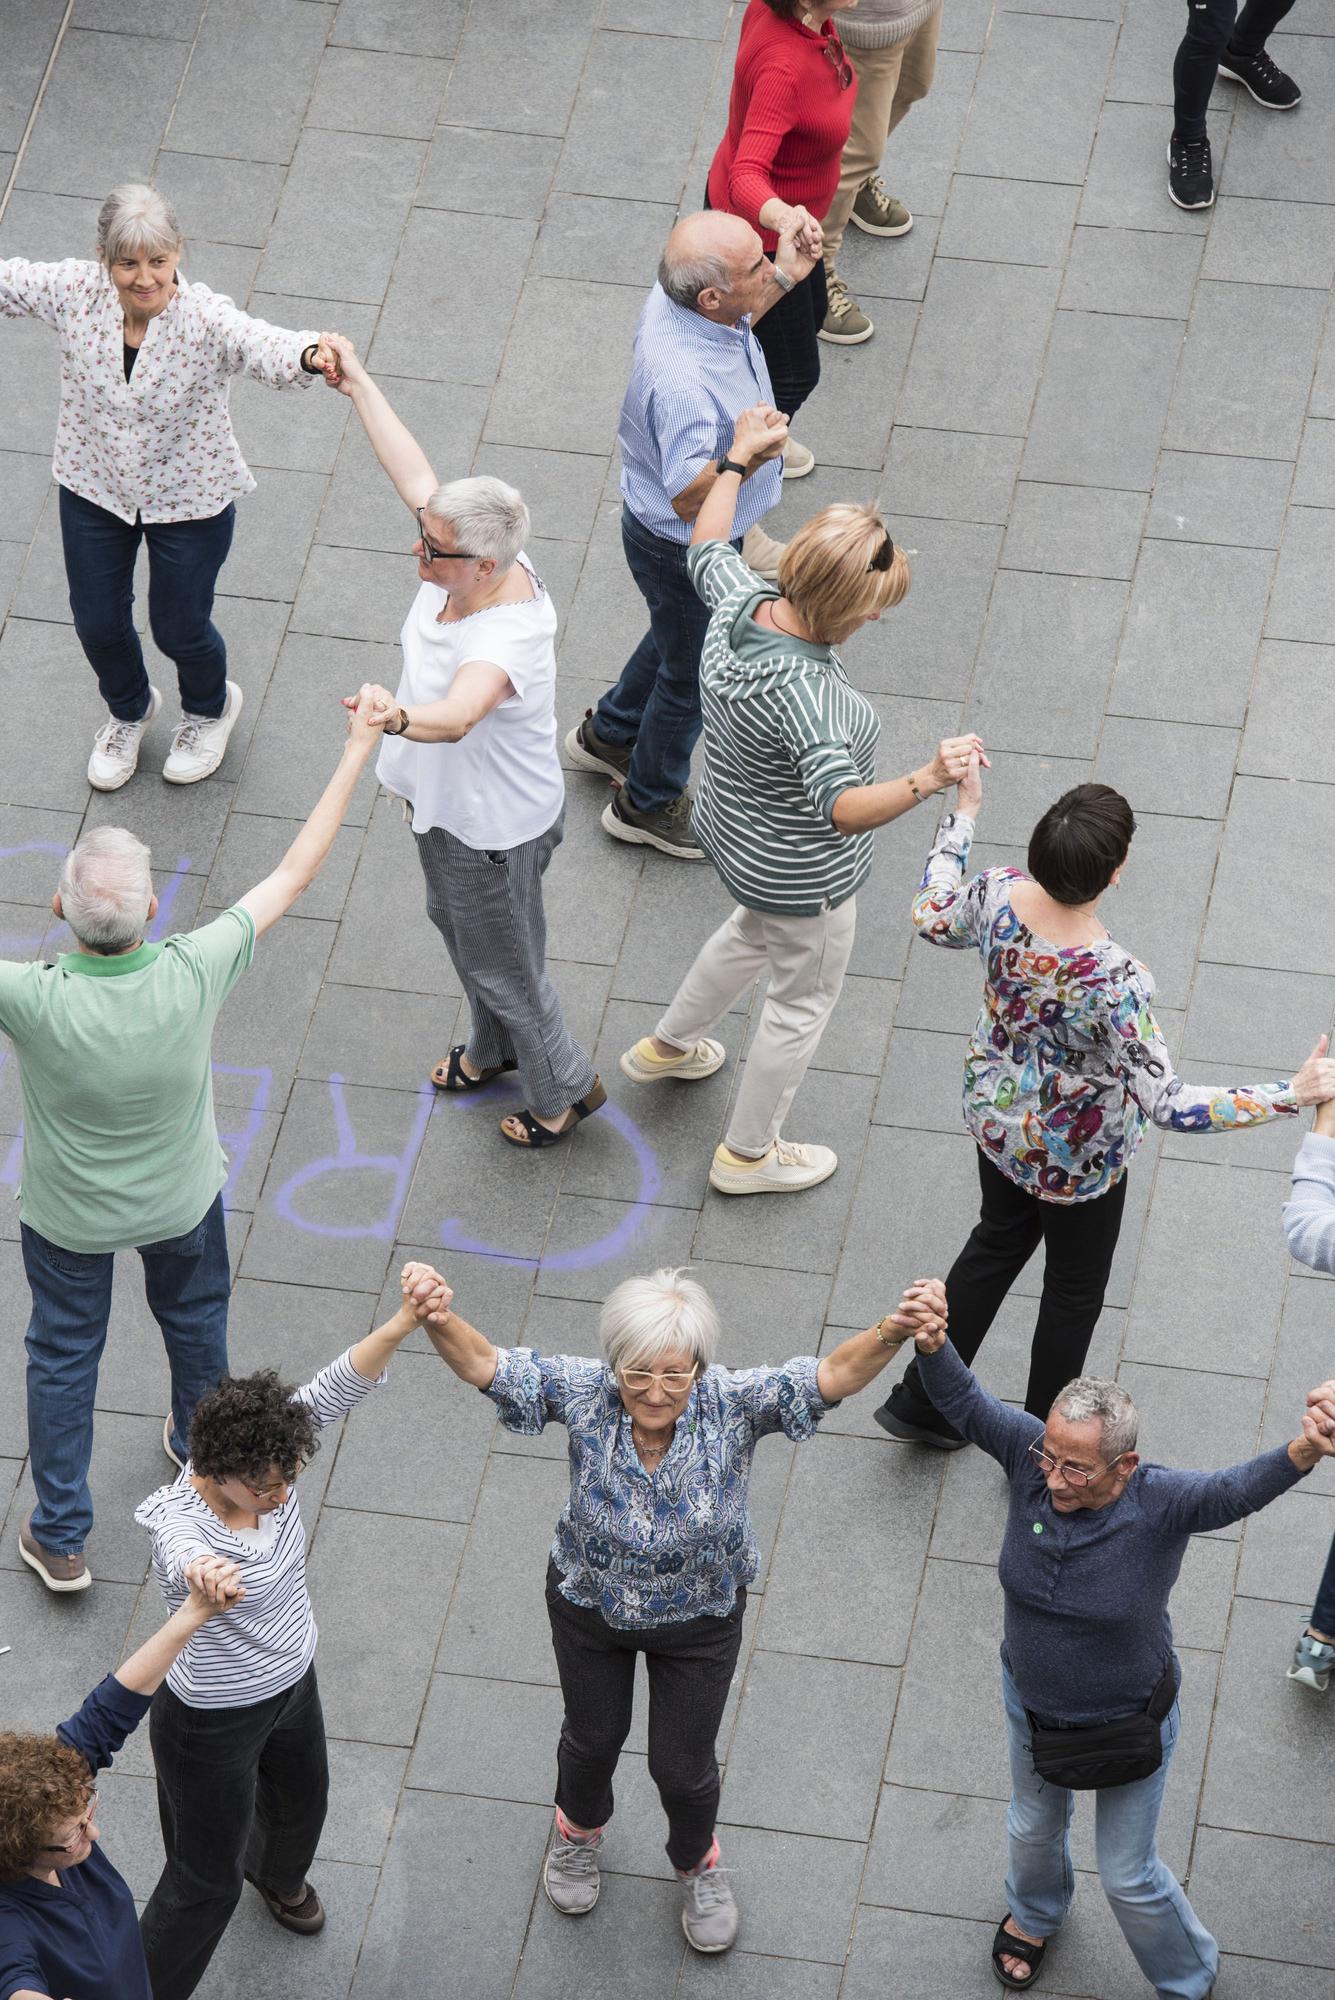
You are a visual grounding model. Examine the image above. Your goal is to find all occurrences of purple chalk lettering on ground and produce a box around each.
[273,1073,434,1240]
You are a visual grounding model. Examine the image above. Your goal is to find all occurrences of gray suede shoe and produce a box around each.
[542,1820,603,1915]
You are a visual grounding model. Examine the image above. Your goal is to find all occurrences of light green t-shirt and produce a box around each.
[0,906,255,1253]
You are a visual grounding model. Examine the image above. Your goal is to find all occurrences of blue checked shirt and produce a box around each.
[618,282,783,545]
[485,1349,834,1628]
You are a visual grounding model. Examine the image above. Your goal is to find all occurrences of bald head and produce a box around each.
[658,210,763,319]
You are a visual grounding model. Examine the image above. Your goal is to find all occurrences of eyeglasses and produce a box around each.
[867,531,896,574]
[240,1470,297,1501]
[416,507,478,565]
[1027,1441,1124,1489]
[823,32,853,89]
[41,1793,98,1852]
[619,1368,699,1393]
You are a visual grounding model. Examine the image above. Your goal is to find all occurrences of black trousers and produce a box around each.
[545,1561,745,1872]
[140,1664,329,2000]
[883,1147,1129,1440]
[1173,0,1297,138]
[753,258,828,423]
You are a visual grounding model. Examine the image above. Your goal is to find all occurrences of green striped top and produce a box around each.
[687,540,880,918]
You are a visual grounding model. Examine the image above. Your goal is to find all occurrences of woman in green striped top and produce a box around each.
[619,403,986,1197]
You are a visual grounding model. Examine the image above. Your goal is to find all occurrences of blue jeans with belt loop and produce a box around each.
[1001,1664,1218,1999]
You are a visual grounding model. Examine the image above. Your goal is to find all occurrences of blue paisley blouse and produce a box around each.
[485,1348,833,1628]
[913,812,1298,1203]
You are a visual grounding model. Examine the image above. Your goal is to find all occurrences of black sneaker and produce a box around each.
[601,787,705,861]
[871,1400,968,1451]
[564,710,633,781]
[1218,45,1301,109]
[1167,134,1214,211]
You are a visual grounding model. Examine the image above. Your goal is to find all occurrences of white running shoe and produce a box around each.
[163,679,243,785]
[709,1138,837,1196]
[87,686,162,792]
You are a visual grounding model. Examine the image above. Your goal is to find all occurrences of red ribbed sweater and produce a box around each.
[707,2,857,249]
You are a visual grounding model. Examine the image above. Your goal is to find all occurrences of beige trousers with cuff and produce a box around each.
[821,12,943,268]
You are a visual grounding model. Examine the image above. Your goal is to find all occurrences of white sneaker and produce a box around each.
[87,686,162,792]
[163,680,243,785]
[620,1036,727,1084]
[709,1138,837,1196]
[782,438,815,480]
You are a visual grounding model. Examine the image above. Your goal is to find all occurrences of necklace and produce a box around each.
[632,1424,671,1463]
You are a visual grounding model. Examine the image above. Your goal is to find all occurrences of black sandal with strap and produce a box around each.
[500,1079,607,1149]
[430,1045,518,1094]
[991,1915,1048,1990]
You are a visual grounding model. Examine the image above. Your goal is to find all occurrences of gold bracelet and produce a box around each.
[905,772,925,806]
[872,1316,904,1350]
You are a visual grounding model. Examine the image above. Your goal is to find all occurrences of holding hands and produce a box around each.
[401,1260,454,1328]
[318,329,370,396]
[925,735,989,808]
[1303,1380,1335,1456]
[183,1555,245,1612]
[884,1278,950,1353]
[728,402,788,469]
[1291,1034,1335,1109]
[341,682,392,750]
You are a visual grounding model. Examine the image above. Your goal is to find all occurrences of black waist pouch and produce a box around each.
[1026,1665,1176,1790]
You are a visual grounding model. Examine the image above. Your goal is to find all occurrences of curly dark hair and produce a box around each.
[0,1733,93,1878]
[187,1369,320,1485]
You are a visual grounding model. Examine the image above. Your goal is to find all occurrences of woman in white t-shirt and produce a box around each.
[324,336,603,1149]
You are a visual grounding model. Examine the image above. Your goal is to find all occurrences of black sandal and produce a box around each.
[500,1079,607,1149]
[991,1915,1048,1990]
[430,1045,518,1094]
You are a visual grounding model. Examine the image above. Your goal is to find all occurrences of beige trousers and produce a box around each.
[657,897,857,1158]
[821,10,943,267]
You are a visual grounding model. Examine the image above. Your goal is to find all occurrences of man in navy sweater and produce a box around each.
[894,1277,1335,1997]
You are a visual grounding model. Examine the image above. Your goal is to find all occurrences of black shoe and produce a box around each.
[1218,45,1301,109]
[872,1402,968,1451]
[1167,134,1214,211]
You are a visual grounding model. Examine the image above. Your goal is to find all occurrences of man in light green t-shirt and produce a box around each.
[3,698,385,1594]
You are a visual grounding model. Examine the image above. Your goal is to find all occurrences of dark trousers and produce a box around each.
[753,258,828,424]
[545,1562,746,1872]
[884,1146,1128,1438]
[595,509,740,814]
[1313,1531,1335,1635]
[23,1193,231,1554]
[141,1664,329,2000]
[59,484,235,721]
[1173,0,1296,138]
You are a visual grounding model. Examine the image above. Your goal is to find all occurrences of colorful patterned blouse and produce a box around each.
[912,812,1298,1203]
[485,1348,834,1628]
[0,258,318,525]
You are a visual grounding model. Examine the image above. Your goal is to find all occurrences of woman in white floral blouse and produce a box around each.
[0,183,342,793]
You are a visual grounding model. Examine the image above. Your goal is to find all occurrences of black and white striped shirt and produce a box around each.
[688,541,880,917]
[134,1349,383,1709]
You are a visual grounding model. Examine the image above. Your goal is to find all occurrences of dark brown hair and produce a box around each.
[1027,784,1135,906]
[0,1734,92,1878]
[188,1369,320,1485]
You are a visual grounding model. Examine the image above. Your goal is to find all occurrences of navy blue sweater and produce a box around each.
[918,1341,1307,1726]
[0,1675,152,2000]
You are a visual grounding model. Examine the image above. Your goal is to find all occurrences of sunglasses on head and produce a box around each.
[867,530,896,573]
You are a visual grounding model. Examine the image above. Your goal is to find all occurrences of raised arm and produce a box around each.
[344,663,513,745]
[0,256,68,327]
[688,404,788,544]
[401,1262,499,1388]
[117,1562,244,1692]
[237,692,384,935]
[202,290,327,388]
[1155,1383,1335,1536]
[323,332,438,510]
[347,1292,431,1382]
[907,1285,1041,1474]
[831,737,987,838]
[1102,981,1335,1134]
[1283,1122,1335,1272]
[815,1285,947,1403]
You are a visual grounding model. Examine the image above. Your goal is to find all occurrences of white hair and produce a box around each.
[423,476,529,573]
[599,1268,720,1376]
[1051,1378,1139,1461]
[58,828,153,953]
[96,183,182,267]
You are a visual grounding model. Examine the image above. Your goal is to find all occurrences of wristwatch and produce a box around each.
[716,457,748,478]
[770,263,796,294]
[385,706,410,736]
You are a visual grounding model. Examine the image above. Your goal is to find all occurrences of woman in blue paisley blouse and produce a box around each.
[875,758,1335,1451]
[401,1258,946,1958]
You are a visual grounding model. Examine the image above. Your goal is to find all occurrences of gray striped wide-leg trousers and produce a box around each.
[413,810,598,1120]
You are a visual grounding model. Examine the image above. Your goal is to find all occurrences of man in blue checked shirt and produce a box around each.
[565,208,818,861]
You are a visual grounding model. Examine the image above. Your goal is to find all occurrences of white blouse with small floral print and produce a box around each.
[0,258,320,525]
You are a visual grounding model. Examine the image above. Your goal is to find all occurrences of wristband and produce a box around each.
[386,707,410,736]
[905,772,926,806]
[873,1316,904,1350]
[299,345,320,374]
[770,263,796,295]
[717,457,747,479]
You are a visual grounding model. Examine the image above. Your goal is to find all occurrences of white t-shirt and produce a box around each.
[376,556,566,850]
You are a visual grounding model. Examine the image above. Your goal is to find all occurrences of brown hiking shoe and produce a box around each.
[245,1873,326,1934]
[601,787,705,860]
[565,711,633,781]
[19,1513,91,1593]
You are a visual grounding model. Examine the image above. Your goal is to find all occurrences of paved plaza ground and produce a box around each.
[2,0,1335,1993]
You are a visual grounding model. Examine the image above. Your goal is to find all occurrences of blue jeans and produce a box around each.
[1002,1664,1218,2000]
[23,1193,231,1553]
[593,509,740,815]
[59,485,235,721]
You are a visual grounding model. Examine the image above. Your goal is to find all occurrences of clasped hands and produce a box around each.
[728,401,789,470]
[401,1259,454,1328]
[184,1554,245,1612]
[1302,1380,1335,1458]
[881,1278,949,1353]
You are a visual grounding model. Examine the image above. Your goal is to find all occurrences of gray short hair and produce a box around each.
[657,247,732,312]
[96,184,182,267]
[1051,1378,1139,1461]
[58,828,153,953]
[599,1268,720,1376]
[423,476,529,573]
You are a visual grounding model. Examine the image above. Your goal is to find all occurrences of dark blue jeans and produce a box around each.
[594,509,740,814]
[59,485,235,721]
[23,1192,231,1553]
[1173,0,1296,139]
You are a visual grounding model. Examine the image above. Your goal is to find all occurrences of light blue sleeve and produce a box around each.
[483,1349,607,1435]
[1283,1133,1335,1274]
[713,1356,834,1441]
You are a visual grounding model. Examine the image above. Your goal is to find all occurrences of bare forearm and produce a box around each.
[394,698,471,744]
[115,1599,213,1696]
[350,1304,418,1381]
[349,376,436,508]
[815,1322,911,1402]
[424,1308,500,1389]
[690,468,744,546]
[282,743,374,883]
[831,766,943,835]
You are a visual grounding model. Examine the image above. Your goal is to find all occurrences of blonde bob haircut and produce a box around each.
[776,502,911,646]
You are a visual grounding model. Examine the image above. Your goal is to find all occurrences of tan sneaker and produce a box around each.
[819,270,874,345]
[19,1513,92,1593]
[709,1138,838,1195]
[852,175,913,237]
[781,438,815,479]
[741,524,786,583]
[620,1036,726,1084]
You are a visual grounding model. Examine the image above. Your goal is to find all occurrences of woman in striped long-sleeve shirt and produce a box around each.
[620,406,984,1196]
[133,1287,438,2000]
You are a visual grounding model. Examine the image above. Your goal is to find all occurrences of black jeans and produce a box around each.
[1313,1529,1335,1635]
[753,258,829,424]
[140,1664,329,2000]
[545,1562,746,1872]
[882,1146,1128,1440]
[1173,0,1296,139]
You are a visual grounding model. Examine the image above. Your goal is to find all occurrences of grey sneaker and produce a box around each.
[542,1821,603,1915]
[680,1858,738,1953]
[1288,1628,1335,1693]
[565,710,633,781]
[602,787,705,861]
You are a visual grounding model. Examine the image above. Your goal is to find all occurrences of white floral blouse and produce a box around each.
[0,258,320,525]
